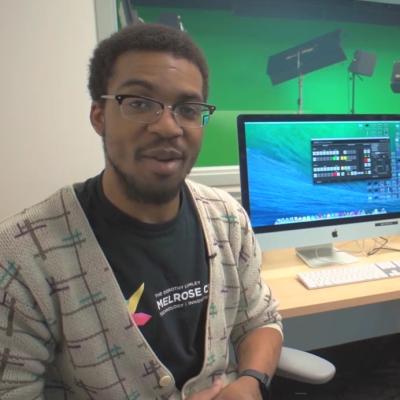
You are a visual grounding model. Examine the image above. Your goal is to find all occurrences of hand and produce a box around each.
[187,379,223,400]
[214,376,262,400]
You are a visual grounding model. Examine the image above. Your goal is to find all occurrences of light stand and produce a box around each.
[350,72,356,114]
[286,50,307,114]
[298,73,304,114]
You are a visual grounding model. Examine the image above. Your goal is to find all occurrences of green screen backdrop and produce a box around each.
[121,5,400,166]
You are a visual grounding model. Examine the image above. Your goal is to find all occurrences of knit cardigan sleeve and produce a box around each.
[213,188,283,349]
[0,209,59,399]
[185,180,282,352]
[231,205,282,349]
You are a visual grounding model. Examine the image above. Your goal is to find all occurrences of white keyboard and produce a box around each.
[297,260,400,289]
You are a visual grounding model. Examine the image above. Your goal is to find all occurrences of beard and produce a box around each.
[102,135,188,205]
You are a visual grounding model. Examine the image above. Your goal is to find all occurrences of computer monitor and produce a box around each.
[237,114,400,267]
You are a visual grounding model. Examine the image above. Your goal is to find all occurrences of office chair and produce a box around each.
[230,343,335,388]
[276,346,335,384]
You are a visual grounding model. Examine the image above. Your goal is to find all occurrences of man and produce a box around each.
[0,24,282,399]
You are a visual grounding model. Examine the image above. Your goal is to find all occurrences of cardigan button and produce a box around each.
[159,375,172,387]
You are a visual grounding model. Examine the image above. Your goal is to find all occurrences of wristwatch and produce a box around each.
[238,369,271,399]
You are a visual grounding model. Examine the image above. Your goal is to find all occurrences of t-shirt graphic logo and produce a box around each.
[127,283,152,327]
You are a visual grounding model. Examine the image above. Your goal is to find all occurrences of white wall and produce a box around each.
[0,0,104,220]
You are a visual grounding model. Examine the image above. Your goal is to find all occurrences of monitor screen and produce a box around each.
[237,114,400,265]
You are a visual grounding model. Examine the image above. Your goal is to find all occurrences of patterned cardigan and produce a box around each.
[0,179,282,399]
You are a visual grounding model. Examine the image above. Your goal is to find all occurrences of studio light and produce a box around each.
[158,13,185,32]
[348,50,377,114]
[391,61,400,93]
[267,30,346,114]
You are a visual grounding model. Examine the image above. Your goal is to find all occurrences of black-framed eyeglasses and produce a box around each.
[101,94,216,128]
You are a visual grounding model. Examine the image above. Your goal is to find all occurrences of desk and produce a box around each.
[261,238,400,350]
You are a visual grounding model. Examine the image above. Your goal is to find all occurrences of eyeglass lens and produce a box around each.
[120,97,211,127]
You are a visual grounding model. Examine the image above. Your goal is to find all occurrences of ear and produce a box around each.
[90,102,105,136]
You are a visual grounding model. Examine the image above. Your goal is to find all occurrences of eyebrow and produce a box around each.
[115,79,204,102]
[176,93,204,103]
[115,79,154,92]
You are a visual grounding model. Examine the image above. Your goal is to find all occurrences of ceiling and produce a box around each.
[360,0,400,4]
[133,0,400,26]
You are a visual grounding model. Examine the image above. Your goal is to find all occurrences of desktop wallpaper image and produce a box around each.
[244,120,400,229]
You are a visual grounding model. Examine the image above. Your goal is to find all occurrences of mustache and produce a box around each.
[137,142,185,160]
[101,133,186,160]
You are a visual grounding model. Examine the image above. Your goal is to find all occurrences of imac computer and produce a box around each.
[237,114,400,267]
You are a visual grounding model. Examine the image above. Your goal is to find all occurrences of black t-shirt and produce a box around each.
[74,174,209,389]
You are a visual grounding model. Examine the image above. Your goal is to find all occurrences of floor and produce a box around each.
[271,334,400,399]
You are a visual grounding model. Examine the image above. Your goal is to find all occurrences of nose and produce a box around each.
[147,106,183,138]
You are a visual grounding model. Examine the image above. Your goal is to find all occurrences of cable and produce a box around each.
[379,247,400,253]
[366,237,400,256]
[335,239,366,257]
[367,237,388,256]
[336,237,400,258]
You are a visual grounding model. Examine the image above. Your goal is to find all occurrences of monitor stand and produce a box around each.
[296,243,358,268]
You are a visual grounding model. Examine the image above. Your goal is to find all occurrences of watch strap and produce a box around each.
[239,369,271,386]
[238,369,271,399]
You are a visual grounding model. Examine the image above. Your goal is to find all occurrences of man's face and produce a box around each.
[91,51,205,204]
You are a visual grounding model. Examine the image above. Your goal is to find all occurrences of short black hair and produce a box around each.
[88,23,209,102]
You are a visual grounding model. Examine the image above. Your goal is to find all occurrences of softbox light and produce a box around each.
[267,30,346,85]
[391,61,400,93]
[349,50,376,77]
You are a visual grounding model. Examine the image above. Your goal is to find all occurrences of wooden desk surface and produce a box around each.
[261,238,400,318]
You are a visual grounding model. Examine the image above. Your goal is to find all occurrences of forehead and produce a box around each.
[108,51,204,98]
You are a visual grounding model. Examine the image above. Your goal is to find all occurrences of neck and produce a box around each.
[101,169,181,224]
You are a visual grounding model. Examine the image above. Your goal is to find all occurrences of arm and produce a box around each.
[230,208,283,360]
[0,288,53,399]
[187,328,282,400]
[237,326,282,377]
[218,205,283,399]
[212,327,282,400]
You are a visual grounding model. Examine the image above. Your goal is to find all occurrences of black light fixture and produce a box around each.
[120,0,143,27]
[348,50,377,114]
[158,13,185,31]
[267,30,346,114]
[119,1,185,32]
[391,61,400,93]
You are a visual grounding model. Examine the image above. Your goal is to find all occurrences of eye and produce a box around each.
[177,104,203,120]
[122,97,156,113]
